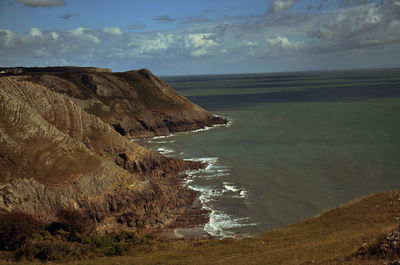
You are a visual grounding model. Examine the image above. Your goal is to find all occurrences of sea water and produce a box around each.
[137,69,400,238]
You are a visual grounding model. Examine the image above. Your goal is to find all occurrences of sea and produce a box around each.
[136,68,400,238]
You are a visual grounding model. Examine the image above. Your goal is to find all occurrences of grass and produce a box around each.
[2,190,399,264]
[115,72,182,110]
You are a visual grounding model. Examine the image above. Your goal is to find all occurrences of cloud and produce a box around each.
[307,1,400,52]
[128,24,146,30]
[28,27,43,38]
[49,31,59,40]
[266,35,302,50]
[1,1,399,74]
[103,26,122,36]
[0,30,16,48]
[68,27,101,44]
[267,0,298,13]
[16,0,65,8]
[184,33,219,57]
[153,15,176,23]
[58,13,74,19]
[340,0,373,7]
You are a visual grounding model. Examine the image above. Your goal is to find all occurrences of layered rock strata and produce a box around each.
[19,68,226,138]
[0,68,220,232]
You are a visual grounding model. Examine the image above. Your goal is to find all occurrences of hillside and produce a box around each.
[3,67,226,138]
[0,67,226,235]
[2,190,399,264]
[70,190,399,264]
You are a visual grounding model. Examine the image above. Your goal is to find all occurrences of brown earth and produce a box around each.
[0,67,225,233]
[17,67,227,138]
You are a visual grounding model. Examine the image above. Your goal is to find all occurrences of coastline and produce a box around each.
[137,117,232,241]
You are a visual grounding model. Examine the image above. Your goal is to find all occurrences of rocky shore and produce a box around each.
[0,66,227,235]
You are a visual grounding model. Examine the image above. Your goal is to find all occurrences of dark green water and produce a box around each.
[139,69,400,237]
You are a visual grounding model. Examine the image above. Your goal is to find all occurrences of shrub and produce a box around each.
[0,212,44,251]
[13,229,155,261]
[56,208,95,235]
[0,209,156,261]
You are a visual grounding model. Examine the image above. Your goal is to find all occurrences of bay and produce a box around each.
[138,69,400,237]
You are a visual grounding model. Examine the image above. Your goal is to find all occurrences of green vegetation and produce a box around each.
[116,72,182,110]
[1,190,399,264]
[0,209,156,263]
[13,229,154,262]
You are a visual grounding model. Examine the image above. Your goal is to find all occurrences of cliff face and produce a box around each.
[0,67,215,232]
[20,68,226,138]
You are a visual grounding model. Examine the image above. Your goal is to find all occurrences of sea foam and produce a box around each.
[184,157,256,238]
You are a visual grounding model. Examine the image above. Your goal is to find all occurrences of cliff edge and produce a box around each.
[12,67,227,138]
[0,67,223,233]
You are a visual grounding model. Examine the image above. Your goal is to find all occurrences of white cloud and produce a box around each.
[140,34,175,53]
[103,26,122,36]
[266,35,302,49]
[28,27,43,38]
[50,32,59,40]
[1,1,400,74]
[267,0,298,13]
[308,1,400,52]
[16,0,65,8]
[68,27,101,44]
[0,30,16,48]
[184,33,219,57]
[340,0,373,7]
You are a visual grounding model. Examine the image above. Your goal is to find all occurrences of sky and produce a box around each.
[0,0,399,75]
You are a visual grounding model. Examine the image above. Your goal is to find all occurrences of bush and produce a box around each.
[56,209,95,235]
[13,229,155,261]
[14,231,91,261]
[0,209,156,261]
[0,212,44,251]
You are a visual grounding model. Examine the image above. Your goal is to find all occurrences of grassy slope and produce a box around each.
[4,190,399,264]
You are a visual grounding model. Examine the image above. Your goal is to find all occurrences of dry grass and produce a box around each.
[2,190,399,264]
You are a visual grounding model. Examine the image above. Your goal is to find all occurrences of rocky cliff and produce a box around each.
[0,67,222,233]
[17,67,226,138]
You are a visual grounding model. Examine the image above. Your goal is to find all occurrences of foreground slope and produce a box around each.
[23,190,397,265]
[0,69,210,232]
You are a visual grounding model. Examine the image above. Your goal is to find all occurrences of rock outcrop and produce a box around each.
[19,67,226,138]
[0,67,219,233]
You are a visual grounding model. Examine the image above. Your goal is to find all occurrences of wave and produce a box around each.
[204,212,258,238]
[185,157,230,179]
[139,121,258,238]
[184,157,256,238]
[223,182,240,193]
[148,140,175,144]
[144,115,232,140]
[152,135,174,139]
[157,147,175,155]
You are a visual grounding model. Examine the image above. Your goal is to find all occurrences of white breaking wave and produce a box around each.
[148,140,175,144]
[185,157,230,178]
[152,135,173,139]
[223,182,240,193]
[136,118,258,238]
[144,115,232,140]
[184,157,256,238]
[157,147,174,155]
[204,212,258,238]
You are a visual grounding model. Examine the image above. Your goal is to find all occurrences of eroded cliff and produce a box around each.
[0,67,217,233]
[19,68,226,138]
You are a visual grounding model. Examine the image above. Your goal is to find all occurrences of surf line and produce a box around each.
[183,157,257,238]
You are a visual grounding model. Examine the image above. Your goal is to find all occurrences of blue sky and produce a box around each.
[0,0,399,75]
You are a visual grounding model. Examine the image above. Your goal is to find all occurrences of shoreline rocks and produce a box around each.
[0,67,224,234]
